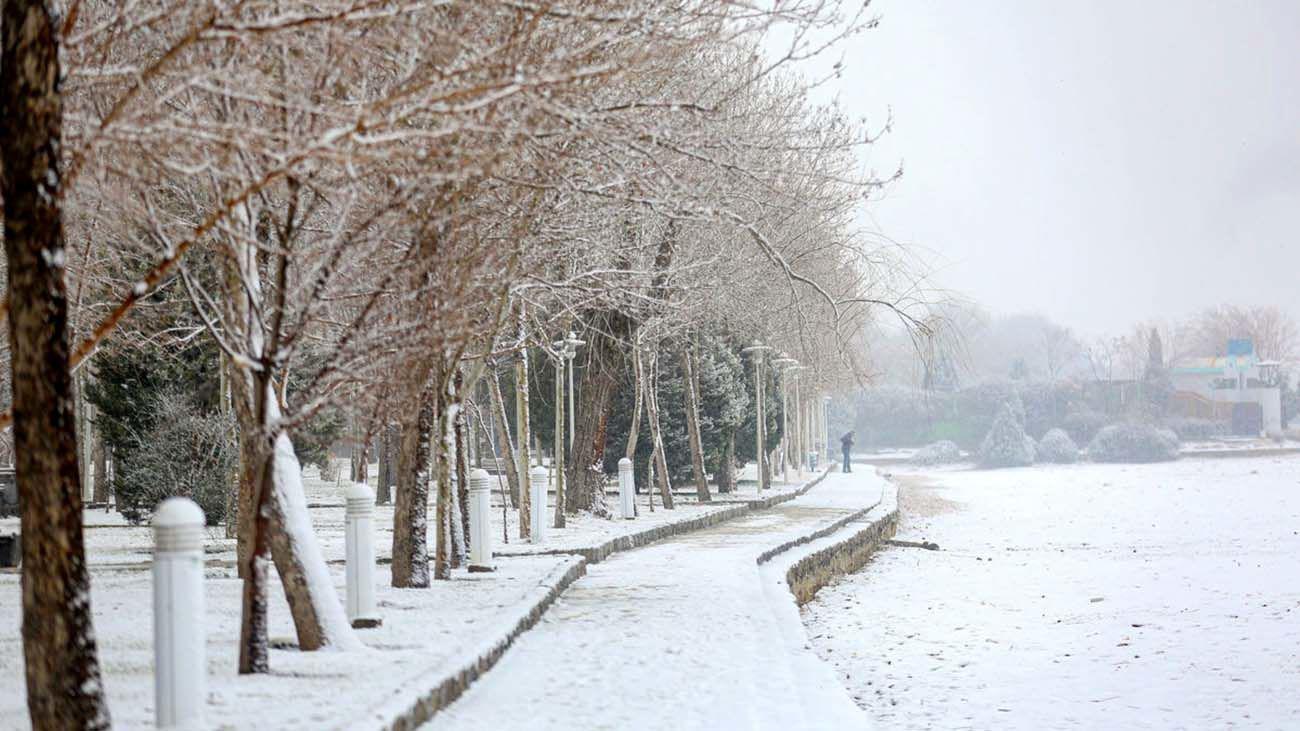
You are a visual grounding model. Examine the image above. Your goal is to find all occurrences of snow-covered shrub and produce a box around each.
[1062,409,1108,444]
[1086,423,1180,463]
[911,440,963,465]
[115,391,236,525]
[1162,418,1228,441]
[978,403,1036,468]
[1037,428,1079,463]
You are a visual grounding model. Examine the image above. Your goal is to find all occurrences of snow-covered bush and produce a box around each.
[978,403,1036,468]
[1062,409,1108,444]
[911,440,963,465]
[1037,428,1079,463]
[1162,418,1228,441]
[115,391,236,525]
[1087,423,1180,463]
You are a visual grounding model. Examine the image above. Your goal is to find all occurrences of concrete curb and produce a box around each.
[763,478,900,606]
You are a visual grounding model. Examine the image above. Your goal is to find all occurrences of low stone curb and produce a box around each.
[765,479,900,606]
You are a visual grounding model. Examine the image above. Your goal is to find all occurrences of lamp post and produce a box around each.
[771,355,798,483]
[741,341,772,491]
[550,331,583,529]
[788,365,807,477]
[554,331,585,451]
[821,394,831,463]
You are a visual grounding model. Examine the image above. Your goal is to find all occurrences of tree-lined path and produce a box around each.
[431,470,887,730]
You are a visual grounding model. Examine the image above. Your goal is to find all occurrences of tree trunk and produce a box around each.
[644,353,675,509]
[433,396,453,580]
[553,358,566,528]
[680,346,710,502]
[717,429,737,493]
[392,386,434,587]
[231,370,360,664]
[91,431,108,504]
[352,418,369,484]
[454,385,471,562]
[514,351,532,539]
[376,423,393,504]
[625,341,644,461]
[2,1,112,721]
[567,312,630,514]
[487,367,521,505]
[75,372,91,501]
[263,425,360,652]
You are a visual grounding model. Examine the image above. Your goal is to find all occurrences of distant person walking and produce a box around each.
[840,431,855,473]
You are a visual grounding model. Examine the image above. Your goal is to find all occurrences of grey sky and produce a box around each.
[804,0,1300,337]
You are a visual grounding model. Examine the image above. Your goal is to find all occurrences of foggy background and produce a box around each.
[806,0,1300,338]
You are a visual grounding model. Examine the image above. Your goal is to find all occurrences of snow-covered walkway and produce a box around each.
[430,470,887,730]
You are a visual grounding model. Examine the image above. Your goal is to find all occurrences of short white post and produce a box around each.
[529,465,547,544]
[152,497,205,729]
[617,458,635,520]
[345,482,380,628]
[468,468,495,572]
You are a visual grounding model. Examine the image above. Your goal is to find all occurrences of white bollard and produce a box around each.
[468,468,494,572]
[617,458,635,520]
[345,482,380,628]
[153,497,205,729]
[529,465,547,544]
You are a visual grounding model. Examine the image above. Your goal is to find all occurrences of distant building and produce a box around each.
[1170,340,1282,437]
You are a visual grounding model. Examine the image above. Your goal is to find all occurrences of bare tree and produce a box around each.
[2,0,110,725]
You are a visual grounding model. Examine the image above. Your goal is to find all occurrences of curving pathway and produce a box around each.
[428,470,886,731]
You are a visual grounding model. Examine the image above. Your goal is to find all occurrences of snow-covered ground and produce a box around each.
[804,455,1300,729]
[0,462,799,568]
[430,469,888,730]
[0,462,803,729]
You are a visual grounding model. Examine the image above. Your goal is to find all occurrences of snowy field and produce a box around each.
[804,455,1300,729]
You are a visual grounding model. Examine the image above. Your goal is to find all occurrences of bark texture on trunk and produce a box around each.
[392,387,434,587]
[2,2,111,723]
[91,432,108,504]
[487,367,521,505]
[679,346,710,502]
[625,342,644,461]
[644,352,675,509]
[513,353,531,539]
[454,387,471,561]
[566,311,630,514]
[553,358,566,528]
[433,398,453,580]
[232,374,360,661]
[717,429,737,493]
[376,423,393,504]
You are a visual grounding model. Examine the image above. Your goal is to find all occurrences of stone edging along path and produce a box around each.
[371,468,835,731]
[765,477,900,606]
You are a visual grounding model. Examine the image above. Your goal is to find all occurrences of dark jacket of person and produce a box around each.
[840,432,855,451]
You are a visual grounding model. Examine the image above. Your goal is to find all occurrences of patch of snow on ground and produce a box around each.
[803,456,1300,730]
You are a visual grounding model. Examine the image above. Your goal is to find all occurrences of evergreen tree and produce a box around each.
[978,402,1035,468]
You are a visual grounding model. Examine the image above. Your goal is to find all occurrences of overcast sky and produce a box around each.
[796,0,1300,337]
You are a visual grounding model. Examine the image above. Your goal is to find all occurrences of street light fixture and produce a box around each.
[552,331,585,452]
[740,341,772,491]
[771,355,798,483]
